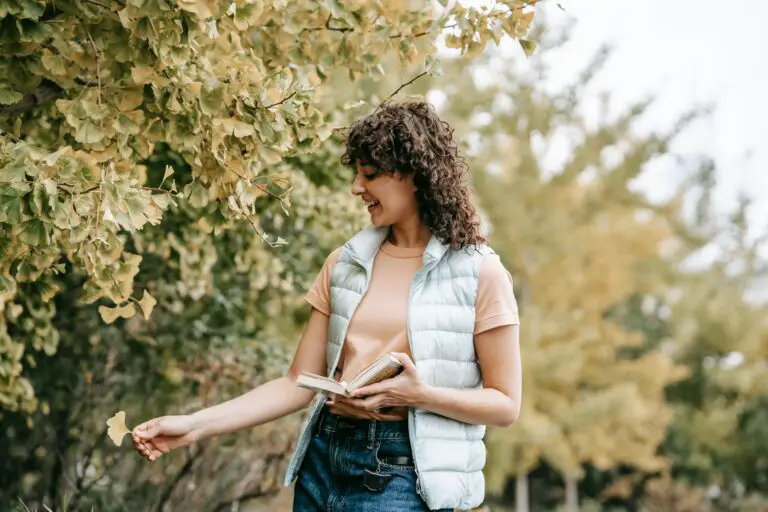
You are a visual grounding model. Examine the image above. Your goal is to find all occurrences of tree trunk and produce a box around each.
[565,475,579,512]
[515,473,530,512]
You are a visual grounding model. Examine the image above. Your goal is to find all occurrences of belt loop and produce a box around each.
[367,419,376,450]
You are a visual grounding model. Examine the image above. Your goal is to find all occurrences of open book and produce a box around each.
[296,354,404,398]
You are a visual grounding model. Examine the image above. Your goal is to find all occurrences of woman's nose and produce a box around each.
[350,172,365,195]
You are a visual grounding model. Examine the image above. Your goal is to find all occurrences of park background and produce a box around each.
[1,0,766,510]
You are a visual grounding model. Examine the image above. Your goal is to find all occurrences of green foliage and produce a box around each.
[0,1,542,508]
[8,3,766,510]
[659,202,768,506]
[0,162,367,509]
[0,0,538,416]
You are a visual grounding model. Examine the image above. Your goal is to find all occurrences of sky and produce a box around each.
[450,0,767,244]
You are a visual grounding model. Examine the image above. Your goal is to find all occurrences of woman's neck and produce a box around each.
[387,217,432,248]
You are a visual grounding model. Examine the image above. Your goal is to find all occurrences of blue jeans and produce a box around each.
[293,405,450,512]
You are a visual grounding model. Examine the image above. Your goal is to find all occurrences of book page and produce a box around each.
[297,373,348,396]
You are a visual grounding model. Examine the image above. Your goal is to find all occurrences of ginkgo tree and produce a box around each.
[0,161,369,509]
[433,47,696,511]
[0,0,540,416]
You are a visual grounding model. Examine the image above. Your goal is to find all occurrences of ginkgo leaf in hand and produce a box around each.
[106,410,132,446]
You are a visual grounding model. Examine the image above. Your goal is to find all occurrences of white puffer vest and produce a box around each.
[284,226,493,510]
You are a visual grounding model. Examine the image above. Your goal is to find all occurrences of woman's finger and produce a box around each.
[349,395,383,411]
[390,352,418,373]
[134,417,163,440]
[329,399,373,419]
[350,379,394,397]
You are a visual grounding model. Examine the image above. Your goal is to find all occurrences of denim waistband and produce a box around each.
[315,405,410,442]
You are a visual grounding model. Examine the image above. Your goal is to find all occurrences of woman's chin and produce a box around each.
[369,215,389,228]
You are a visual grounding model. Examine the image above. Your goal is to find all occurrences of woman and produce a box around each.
[132,101,522,511]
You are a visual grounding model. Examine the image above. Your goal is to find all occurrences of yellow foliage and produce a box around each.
[433,55,691,490]
[0,0,540,415]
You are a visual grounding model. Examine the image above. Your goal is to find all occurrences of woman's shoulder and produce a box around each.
[323,246,344,267]
[479,251,511,280]
[445,244,512,280]
[444,243,497,264]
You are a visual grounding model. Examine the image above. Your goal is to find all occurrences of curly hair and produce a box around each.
[340,101,486,250]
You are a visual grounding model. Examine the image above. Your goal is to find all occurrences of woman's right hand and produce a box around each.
[132,415,201,461]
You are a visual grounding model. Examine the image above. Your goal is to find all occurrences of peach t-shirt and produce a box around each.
[305,241,520,403]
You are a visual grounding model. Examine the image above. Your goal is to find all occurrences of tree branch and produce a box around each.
[388,0,536,39]
[304,1,536,40]
[324,72,431,132]
[304,14,354,33]
[386,71,428,100]
[265,91,296,109]
[154,448,201,512]
[212,488,278,512]
[0,80,64,117]
[223,166,289,206]
[389,29,432,39]
[244,216,270,245]
[86,31,102,105]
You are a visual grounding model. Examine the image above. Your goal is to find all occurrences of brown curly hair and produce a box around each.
[340,101,486,250]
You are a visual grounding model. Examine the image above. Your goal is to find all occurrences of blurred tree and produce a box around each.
[659,196,768,511]
[433,39,768,511]
[640,472,707,512]
[433,43,700,511]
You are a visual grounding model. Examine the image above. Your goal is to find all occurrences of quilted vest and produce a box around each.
[283,226,493,510]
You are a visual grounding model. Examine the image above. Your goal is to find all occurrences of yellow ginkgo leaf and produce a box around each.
[106,410,132,446]
[98,303,136,324]
[138,290,157,320]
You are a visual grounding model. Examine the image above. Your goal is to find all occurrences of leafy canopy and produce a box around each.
[0,0,538,413]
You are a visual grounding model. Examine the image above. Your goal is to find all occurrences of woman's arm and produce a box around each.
[338,323,522,428]
[191,307,333,439]
[414,323,521,427]
[133,307,330,460]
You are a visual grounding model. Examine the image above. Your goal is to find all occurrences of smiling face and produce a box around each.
[351,162,420,228]
[341,101,486,250]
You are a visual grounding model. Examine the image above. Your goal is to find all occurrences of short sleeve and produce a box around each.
[474,253,520,334]
[305,247,342,316]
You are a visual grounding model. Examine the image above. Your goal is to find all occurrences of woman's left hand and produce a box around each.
[333,352,428,412]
